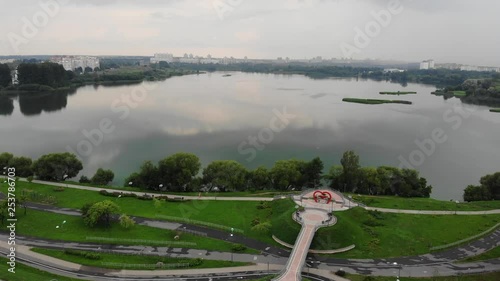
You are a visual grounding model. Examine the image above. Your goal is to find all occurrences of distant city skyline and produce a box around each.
[1,0,499,67]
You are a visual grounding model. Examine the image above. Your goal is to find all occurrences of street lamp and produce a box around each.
[393,262,401,279]
[159,184,163,191]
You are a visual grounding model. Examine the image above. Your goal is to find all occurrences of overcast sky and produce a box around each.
[0,0,499,66]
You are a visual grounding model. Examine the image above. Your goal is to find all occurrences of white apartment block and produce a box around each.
[150,53,174,63]
[420,59,435,70]
[51,56,100,71]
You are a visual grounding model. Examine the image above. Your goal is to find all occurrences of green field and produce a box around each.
[342,98,412,105]
[457,246,500,263]
[11,181,276,245]
[452,91,467,97]
[272,200,500,258]
[6,209,257,253]
[31,248,251,270]
[379,91,417,95]
[346,272,500,281]
[0,257,83,281]
[54,180,299,197]
[490,108,500,113]
[351,195,500,211]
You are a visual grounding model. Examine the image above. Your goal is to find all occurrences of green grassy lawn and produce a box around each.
[0,257,83,281]
[351,195,500,211]
[342,98,412,105]
[489,108,500,113]
[457,246,500,263]
[346,272,500,281]
[11,181,277,245]
[4,209,257,253]
[51,180,298,198]
[272,201,500,258]
[379,91,417,95]
[31,248,251,270]
[452,91,467,97]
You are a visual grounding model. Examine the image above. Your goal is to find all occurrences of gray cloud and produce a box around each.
[0,0,498,67]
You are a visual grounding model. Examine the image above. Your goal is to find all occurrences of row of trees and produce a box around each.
[0,152,113,185]
[0,63,11,87]
[463,172,500,202]
[17,62,71,88]
[1,150,434,197]
[124,153,324,192]
[124,151,431,197]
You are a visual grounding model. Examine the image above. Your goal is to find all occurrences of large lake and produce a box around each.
[1,72,499,200]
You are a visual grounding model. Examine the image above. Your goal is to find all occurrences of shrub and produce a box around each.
[27,176,33,183]
[251,218,260,226]
[119,214,135,229]
[64,249,101,260]
[53,186,65,192]
[335,269,346,277]
[231,244,247,252]
[79,175,91,183]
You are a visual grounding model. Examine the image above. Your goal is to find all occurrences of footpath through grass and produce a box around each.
[457,246,500,263]
[352,195,500,211]
[4,209,257,253]
[63,180,299,197]
[271,200,500,258]
[0,257,83,281]
[13,181,276,245]
[31,248,251,270]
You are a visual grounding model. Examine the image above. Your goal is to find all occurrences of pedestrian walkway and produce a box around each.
[273,190,341,281]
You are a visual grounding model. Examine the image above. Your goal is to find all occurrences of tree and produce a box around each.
[302,157,324,188]
[202,160,247,191]
[325,165,343,189]
[463,185,491,202]
[8,156,33,177]
[158,153,201,192]
[91,168,114,185]
[0,152,14,168]
[119,214,135,229]
[480,172,500,200]
[153,198,163,209]
[82,200,120,228]
[270,160,302,190]
[340,150,360,192]
[248,166,271,190]
[0,64,11,87]
[79,175,91,183]
[32,153,83,181]
[123,161,159,190]
[17,62,69,87]
[84,66,93,73]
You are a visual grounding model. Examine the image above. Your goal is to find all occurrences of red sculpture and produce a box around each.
[313,190,333,204]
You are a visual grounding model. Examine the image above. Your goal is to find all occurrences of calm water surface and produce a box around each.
[1,72,499,200]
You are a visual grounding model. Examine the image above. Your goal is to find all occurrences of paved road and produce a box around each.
[365,206,500,215]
